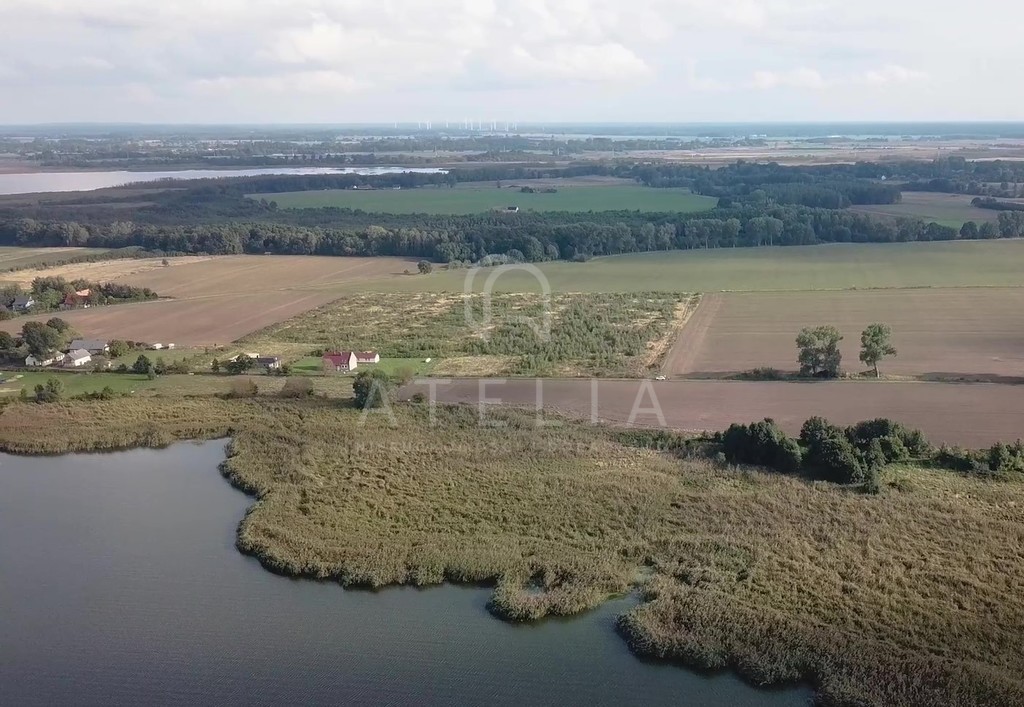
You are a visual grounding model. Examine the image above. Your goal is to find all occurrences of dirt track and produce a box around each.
[407,378,1024,447]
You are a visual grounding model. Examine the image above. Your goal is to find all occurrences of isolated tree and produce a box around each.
[352,369,394,410]
[107,340,131,358]
[161,258,170,267]
[132,354,153,375]
[45,317,71,334]
[859,323,897,377]
[417,260,433,275]
[21,321,63,357]
[796,325,843,378]
[226,354,256,375]
[211,358,221,373]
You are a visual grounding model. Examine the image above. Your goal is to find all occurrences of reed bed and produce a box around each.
[2,397,1023,705]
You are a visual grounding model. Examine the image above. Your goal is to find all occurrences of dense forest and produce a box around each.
[3,159,1024,264]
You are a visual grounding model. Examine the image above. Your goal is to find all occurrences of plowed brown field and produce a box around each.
[664,288,1024,381]
[411,378,1024,448]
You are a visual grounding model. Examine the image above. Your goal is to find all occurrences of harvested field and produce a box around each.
[850,191,1022,228]
[363,241,1024,294]
[0,246,107,271]
[665,288,1024,381]
[1,254,417,298]
[0,255,419,345]
[0,291,342,346]
[409,378,1024,447]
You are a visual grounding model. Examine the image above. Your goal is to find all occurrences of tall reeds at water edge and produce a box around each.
[3,397,1024,706]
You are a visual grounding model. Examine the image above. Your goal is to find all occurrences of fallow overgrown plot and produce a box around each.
[667,288,1024,381]
[246,292,696,377]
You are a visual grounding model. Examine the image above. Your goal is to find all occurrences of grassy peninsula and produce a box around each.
[2,396,1023,706]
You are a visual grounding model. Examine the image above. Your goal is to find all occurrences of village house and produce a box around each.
[12,295,35,311]
[60,293,92,310]
[64,349,92,368]
[69,339,109,355]
[323,351,358,372]
[25,352,65,367]
[355,351,380,364]
[255,356,283,371]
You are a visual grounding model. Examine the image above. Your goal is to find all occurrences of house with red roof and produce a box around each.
[323,351,358,372]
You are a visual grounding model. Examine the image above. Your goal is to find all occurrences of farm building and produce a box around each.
[355,351,380,364]
[12,296,35,311]
[64,349,93,368]
[323,351,358,372]
[69,339,109,355]
[256,356,283,370]
[25,352,65,367]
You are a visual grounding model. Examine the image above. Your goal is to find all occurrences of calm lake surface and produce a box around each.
[0,167,447,196]
[0,441,811,706]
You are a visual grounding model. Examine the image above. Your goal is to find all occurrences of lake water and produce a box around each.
[0,441,811,706]
[0,167,448,196]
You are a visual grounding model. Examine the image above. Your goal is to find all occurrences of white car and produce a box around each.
[654,375,667,381]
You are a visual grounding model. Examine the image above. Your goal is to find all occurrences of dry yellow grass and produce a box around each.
[1,397,1023,705]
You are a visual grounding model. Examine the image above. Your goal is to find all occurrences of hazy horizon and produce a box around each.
[2,0,1022,125]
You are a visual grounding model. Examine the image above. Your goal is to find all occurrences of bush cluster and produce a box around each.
[714,416,934,490]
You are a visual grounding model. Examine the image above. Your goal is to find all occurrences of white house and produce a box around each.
[25,352,65,367]
[64,349,93,368]
[355,351,381,364]
[12,295,35,311]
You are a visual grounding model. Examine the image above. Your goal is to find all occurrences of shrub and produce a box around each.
[800,417,864,484]
[278,377,314,399]
[33,377,64,404]
[722,419,802,474]
[352,369,394,410]
[226,378,259,399]
[846,418,930,459]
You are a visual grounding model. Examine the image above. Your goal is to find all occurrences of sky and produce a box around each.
[1,0,1021,125]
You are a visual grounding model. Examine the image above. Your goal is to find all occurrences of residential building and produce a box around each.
[64,349,93,368]
[69,339,109,355]
[25,352,65,367]
[323,351,358,372]
[12,296,35,311]
[256,356,283,370]
[355,351,381,364]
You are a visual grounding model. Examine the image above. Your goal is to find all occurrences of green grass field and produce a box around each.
[0,371,160,397]
[249,185,718,215]
[342,240,1024,294]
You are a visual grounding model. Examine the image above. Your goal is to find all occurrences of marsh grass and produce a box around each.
[2,398,1023,706]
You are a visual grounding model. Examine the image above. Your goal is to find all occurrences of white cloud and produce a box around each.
[500,43,651,83]
[859,64,928,85]
[0,0,1018,122]
[752,67,827,90]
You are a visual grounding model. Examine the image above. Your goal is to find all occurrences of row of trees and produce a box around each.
[3,203,1015,264]
[796,324,897,378]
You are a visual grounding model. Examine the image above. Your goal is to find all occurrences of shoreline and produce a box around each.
[2,396,1023,706]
